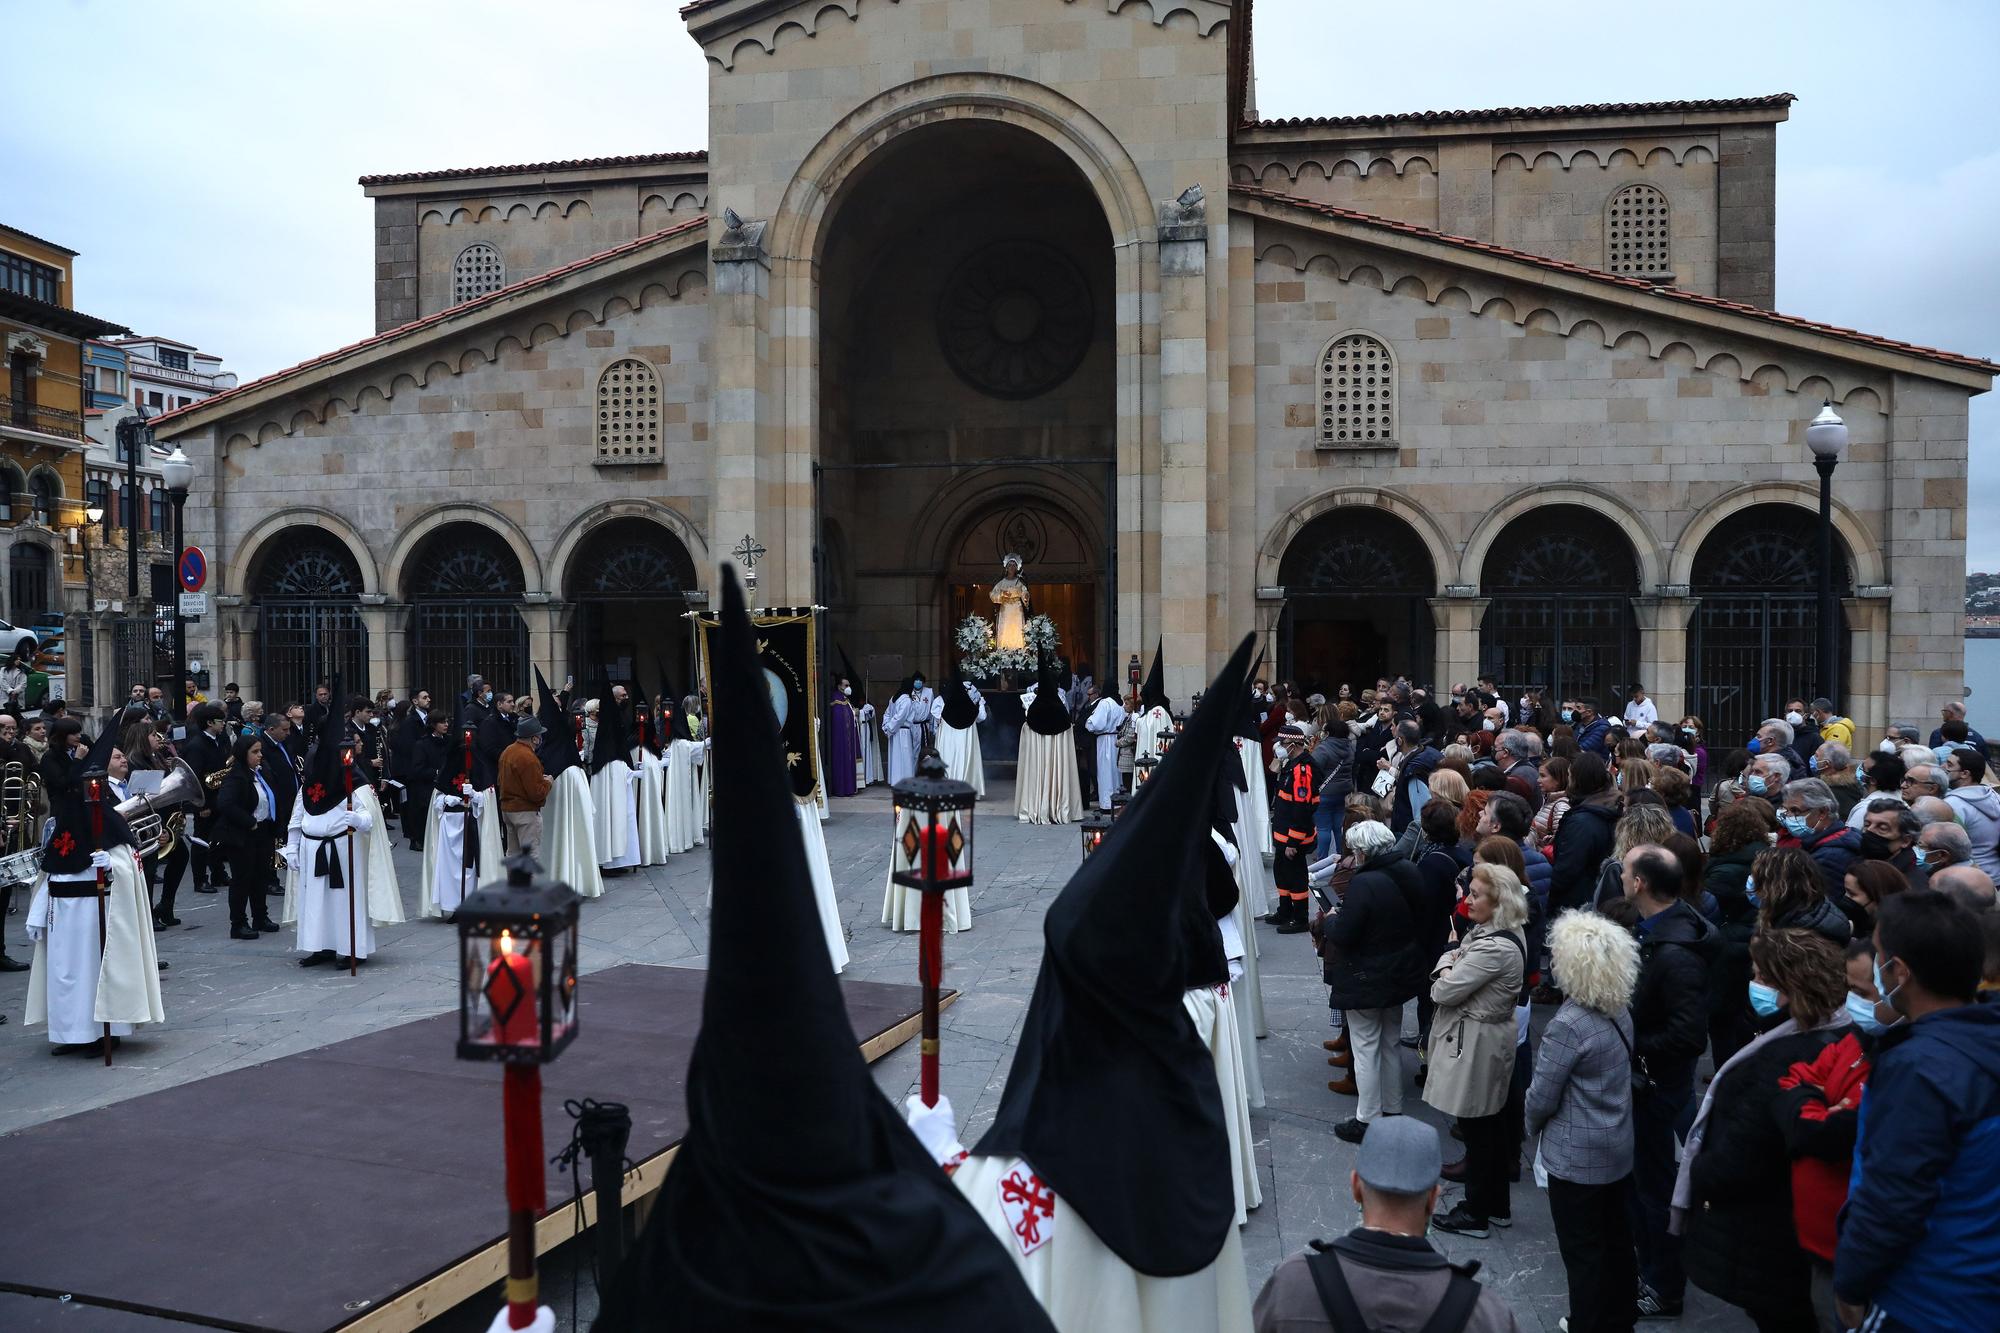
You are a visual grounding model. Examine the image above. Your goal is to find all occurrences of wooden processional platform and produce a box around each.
[0,964,945,1332]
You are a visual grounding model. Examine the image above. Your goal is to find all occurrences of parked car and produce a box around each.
[0,619,37,660]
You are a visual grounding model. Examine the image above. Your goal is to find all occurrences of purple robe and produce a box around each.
[828,697,858,797]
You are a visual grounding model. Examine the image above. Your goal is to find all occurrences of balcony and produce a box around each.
[130,359,232,392]
[0,397,86,446]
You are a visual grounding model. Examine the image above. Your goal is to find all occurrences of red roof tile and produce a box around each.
[358,150,707,188]
[1249,94,1796,132]
[1231,185,1997,376]
[153,216,709,430]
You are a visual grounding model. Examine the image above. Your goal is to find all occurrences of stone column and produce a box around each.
[710,214,771,598]
[1632,590,1700,723]
[1156,187,1210,706]
[1428,590,1488,690]
[358,596,398,697]
[1844,590,1893,738]
[215,595,254,703]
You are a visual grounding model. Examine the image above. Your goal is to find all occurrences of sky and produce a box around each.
[7,0,1997,563]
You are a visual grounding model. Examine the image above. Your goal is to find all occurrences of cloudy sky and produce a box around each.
[9,0,1996,561]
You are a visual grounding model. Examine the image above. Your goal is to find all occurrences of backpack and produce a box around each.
[1305,1240,1483,1333]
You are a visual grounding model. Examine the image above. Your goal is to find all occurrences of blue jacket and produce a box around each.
[1574,716,1612,756]
[1519,839,1552,902]
[1836,998,2000,1330]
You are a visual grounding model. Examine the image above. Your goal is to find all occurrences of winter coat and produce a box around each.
[1525,1002,1635,1185]
[1944,782,2000,878]
[1702,844,1760,1021]
[1773,1028,1872,1264]
[1574,716,1612,756]
[1769,891,1852,947]
[1518,841,1552,904]
[1549,796,1619,914]
[1630,900,1720,1088]
[1799,822,1862,900]
[1323,849,1427,1011]
[1311,734,1354,808]
[1682,1024,1851,1312]
[1422,924,1525,1119]
[1415,843,1472,969]
[1835,999,2000,1331]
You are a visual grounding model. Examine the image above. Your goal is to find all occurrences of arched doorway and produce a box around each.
[814,118,1114,688]
[565,517,697,689]
[404,523,528,699]
[8,541,50,622]
[1278,508,1436,692]
[943,496,1100,673]
[252,529,368,707]
[1479,505,1640,706]
[1691,504,1852,742]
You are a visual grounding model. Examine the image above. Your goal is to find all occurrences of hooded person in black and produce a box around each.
[589,681,641,873]
[593,568,1053,1333]
[1017,650,1084,825]
[905,636,1257,1328]
[529,667,604,902]
[932,666,987,798]
[534,668,579,780]
[1134,641,1176,764]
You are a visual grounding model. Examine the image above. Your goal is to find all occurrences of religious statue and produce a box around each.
[990,553,1030,650]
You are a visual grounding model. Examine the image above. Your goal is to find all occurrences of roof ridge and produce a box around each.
[153,215,708,429]
[1247,93,1795,132]
[1229,184,1996,376]
[359,149,708,188]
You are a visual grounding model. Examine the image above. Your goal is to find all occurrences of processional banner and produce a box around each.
[694,605,820,801]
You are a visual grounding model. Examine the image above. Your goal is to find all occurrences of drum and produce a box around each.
[0,847,44,885]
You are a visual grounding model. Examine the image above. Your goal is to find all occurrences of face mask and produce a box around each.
[1808,755,1820,773]
[841,686,852,696]
[1859,831,1894,860]
[1482,719,1496,733]
[1748,980,1782,1018]
[1845,992,1885,1033]
[1872,956,1905,1025]
[1779,812,1810,838]
[1747,737,1763,754]
[482,691,494,704]
[1786,711,1805,727]
[1560,708,1574,724]
[1743,874,1759,907]
[1746,774,1768,796]
[1913,846,1930,868]
[1682,727,1697,739]
[912,680,924,691]
[1879,739,1897,754]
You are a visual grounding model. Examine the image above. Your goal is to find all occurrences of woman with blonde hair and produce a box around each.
[1528,910,1642,1333]
[1427,767,1469,809]
[1425,861,1530,1237]
[1616,756,1657,798]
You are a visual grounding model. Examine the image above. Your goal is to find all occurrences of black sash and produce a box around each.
[305,833,346,888]
[49,880,106,899]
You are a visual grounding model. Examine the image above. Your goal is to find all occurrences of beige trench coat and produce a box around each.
[1422,923,1525,1120]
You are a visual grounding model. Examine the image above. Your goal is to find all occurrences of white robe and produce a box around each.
[286,794,402,958]
[858,703,885,786]
[592,761,641,870]
[666,737,708,852]
[795,799,849,974]
[1134,705,1174,761]
[931,685,989,798]
[1183,984,1262,1225]
[880,820,974,936]
[814,739,829,821]
[1225,807,1272,1058]
[884,695,920,786]
[634,749,672,866]
[24,851,163,1045]
[1235,738,1271,866]
[952,1154,1252,1333]
[542,766,604,900]
[419,789,485,919]
[1015,723,1083,825]
[1084,698,1126,810]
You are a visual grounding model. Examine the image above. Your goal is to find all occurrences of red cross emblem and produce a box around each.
[998,1163,1056,1256]
[306,783,326,804]
[52,831,75,857]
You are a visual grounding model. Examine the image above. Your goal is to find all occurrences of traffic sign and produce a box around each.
[178,546,208,593]
[178,592,208,619]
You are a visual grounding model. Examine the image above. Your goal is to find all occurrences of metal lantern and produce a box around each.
[456,855,582,1065]
[1079,812,1113,859]
[1132,754,1159,789]
[890,753,976,1107]
[1110,790,1130,819]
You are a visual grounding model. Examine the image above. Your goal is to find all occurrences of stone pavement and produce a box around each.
[0,779,1749,1331]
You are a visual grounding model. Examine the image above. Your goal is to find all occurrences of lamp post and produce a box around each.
[159,446,194,722]
[81,503,103,706]
[889,753,975,1108]
[114,409,152,603]
[1806,401,1849,706]
[456,855,582,1331]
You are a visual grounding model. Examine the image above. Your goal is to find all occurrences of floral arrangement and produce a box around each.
[955,613,1061,680]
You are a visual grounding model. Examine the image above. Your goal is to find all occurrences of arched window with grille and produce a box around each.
[1478,505,1641,706]
[1316,332,1397,448]
[404,522,529,700]
[1277,506,1437,686]
[28,468,61,524]
[595,359,662,462]
[451,243,505,305]
[1606,184,1672,279]
[252,528,370,708]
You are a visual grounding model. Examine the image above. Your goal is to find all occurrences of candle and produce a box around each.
[637,708,650,751]
[488,932,539,1047]
[573,713,585,755]
[922,822,951,884]
[462,728,475,791]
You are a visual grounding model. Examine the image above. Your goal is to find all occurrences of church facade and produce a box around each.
[157,0,1992,741]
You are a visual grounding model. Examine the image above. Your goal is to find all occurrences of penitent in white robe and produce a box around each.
[1015,723,1083,827]
[592,761,641,871]
[1134,705,1175,762]
[1235,738,1271,868]
[541,767,603,900]
[666,738,708,852]
[420,789,485,919]
[1084,698,1127,811]
[930,686,988,798]
[880,820,974,936]
[951,1154,1252,1333]
[884,695,922,786]
[286,791,402,959]
[634,749,671,866]
[858,703,884,786]
[24,851,163,1046]
[1222,819,1270,1072]
[1183,983,1262,1225]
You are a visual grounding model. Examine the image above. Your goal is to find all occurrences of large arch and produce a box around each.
[242,521,372,708]
[401,520,532,700]
[1477,503,1644,707]
[557,512,701,693]
[1669,482,1884,588]
[1460,484,1664,591]
[381,503,544,603]
[545,499,709,599]
[226,507,382,598]
[1257,486,1456,595]
[1274,504,1439,691]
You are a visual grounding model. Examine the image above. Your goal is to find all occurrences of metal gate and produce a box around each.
[1693,594,1822,744]
[1480,594,1637,707]
[257,599,369,708]
[409,601,528,701]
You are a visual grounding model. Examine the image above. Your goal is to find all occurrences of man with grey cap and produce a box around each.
[496,714,551,859]
[1253,1116,1519,1331]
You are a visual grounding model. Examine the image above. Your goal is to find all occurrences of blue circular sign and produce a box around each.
[178,546,207,593]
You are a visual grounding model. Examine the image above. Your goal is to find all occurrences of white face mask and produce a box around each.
[1786,711,1805,726]
[1481,719,1497,732]
[1879,739,1897,754]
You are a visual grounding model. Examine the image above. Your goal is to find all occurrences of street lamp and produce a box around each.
[159,446,194,722]
[1806,401,1849,706]
[82,503,103,706]
[888,752,975,1108]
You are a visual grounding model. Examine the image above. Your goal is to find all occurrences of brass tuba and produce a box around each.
[114,759,206,860]
[2,760,32,853]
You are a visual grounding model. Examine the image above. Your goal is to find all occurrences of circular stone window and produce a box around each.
[936,240,1095,400]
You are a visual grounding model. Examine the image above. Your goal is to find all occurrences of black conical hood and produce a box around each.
[973,634,1254,1275]
[535,668,578,778]
[1235,649,1264,741]
[596,568,1053,1333]
[302,674,349,815]
[1140,641,1167,712]
[45,719,133,871]
[1025,649,1070,737]
[80,717,120,779]
[940,667,978,730]
[588,682,628,777]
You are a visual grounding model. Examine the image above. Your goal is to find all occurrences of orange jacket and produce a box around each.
[497,740,551,812]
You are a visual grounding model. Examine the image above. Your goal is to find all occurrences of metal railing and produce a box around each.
[0,397,85,441]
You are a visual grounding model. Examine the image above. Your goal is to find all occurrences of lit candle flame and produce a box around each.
[498,930,514,955]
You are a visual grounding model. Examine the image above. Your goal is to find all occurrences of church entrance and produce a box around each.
[814,118,1114,702]
[1277,508,1436,693]
[1478,505,1640,708]
[403,523,528,701]
[565,516,697,695]
[251,527,368,707]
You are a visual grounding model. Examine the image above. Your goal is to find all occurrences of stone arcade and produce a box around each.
[155,0,1993,739]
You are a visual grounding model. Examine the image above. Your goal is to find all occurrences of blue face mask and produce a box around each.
[1779,812,1810,838]
[1744,874,1759,907]
[1913,846,1930,868]
[1747,737,1763,754]
[1560,708,1574,724]
[1809,755,1820,773]
[1746,774,1768,796]
[1873,956,1903,1022]
[1846,992,1885,1033]
[1748,980,1782,1018]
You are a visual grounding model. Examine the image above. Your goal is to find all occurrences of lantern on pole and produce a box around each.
[455,855,582,1330]
[889,753,975,1108]
[1132,754,1159,790]
[1079,812,1113,860]
[461,725,477,792]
